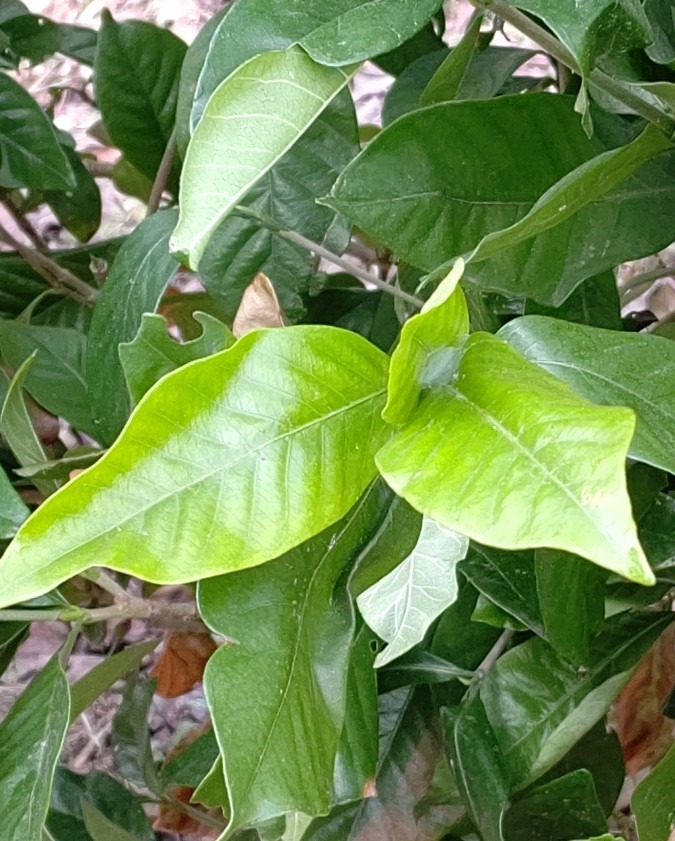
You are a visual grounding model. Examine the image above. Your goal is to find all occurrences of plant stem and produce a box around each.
[2,200,48,250]
[233,204,425,309]
[475,629,514,678]
[147,129,177,217]
[0,600,196,625]
[0,220,97,305]
[81,567,130,600]
[469,0,675,134]
[162,793,228,831]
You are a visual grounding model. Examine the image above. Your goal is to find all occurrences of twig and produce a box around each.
[2,199,48,250]
[81,567,130,600]
[475,630,514,678]
[0,220,97,305]
[82,159,116,178]
[146,129,177,217]
[233,205,425,309]
[161,793,228,831]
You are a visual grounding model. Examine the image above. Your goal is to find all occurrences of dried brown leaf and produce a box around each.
[232,272,285,337]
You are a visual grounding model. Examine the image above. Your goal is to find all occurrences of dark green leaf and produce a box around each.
[0,621,28,678]
[111,677,160,794]
[503,770,607,841]
[472,594,528,632]
[643,0,675,64]
[499,316,675,475]
[198,482,392,831]
[0,15,96,66]
[374,20,445,76]
[379,649,475,692]
[444,693,509,841]
[632,742,675,841]
[535,550,605,665]
[119,311,233,404]
[93,11,186,184]
[14,448,101,483]
[86,209,179,443]
[420,12,483,105]
[0,464,28,538]
[524,270,621,330]
[481,610,675,787]
[0,71,74,190]
[0,654,70,841]
[81,801,143,841]
[161,727,219,788]
[45,143,101,243]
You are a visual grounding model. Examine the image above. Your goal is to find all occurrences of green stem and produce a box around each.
[81,567,130,599]
[0,600,197,625]
[233,205,425,309]
[475,629,514,677]
[146,128,177,217]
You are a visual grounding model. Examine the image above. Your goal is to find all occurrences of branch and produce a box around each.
[2,200,48,250]
[233,205,425,309]
[475,629,514,678]
[146,129,177,216]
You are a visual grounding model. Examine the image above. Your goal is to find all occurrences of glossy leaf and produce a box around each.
[198,483,392,833]
[0,326,389,607]
[326,95,675,306]
[86,209,179,443]
[524,270,621,330]
[444,693,509,841]
[0,319,95,436]
[632,742,675,841]
[0,464,28,538]
[535,549,605,665]
[171,46,354,270]
[111,677,160,794]
[460,545,544,636]
[377,331,650,584]
[500,316,675,475]
[383,260,468,425]
[502,770,607,841]
[94,12,186,183]
[0,71,74,190]
[119,312,234,404]
[481,611,675,787]
[0,654,70,841]
[357,517,467,667]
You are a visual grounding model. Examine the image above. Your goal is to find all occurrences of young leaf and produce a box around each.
[119,311,234,405]
[632,742,675,841]
[86,209,180,443]
[377,332,651,585]
[481,610,675,787]
[0,72,74,190]
[171,46,355,269]
[357,516,467,667]
[198,482,392,834]
[0,326,389,607]
[383,260,468,425]
[93,11,186,184]
[499,316,675,476]
[0,654,70,841]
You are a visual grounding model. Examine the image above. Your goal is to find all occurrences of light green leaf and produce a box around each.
[357,517,467,667]
[199,483,392,834]
[499,316,675,475]
[376,331,651,584]
[119,312,234,404]
[383,260,468,425]
[87,209,180,444]
[171,46,355,270]
[0,326,389,608]
[0,465,28,538]
[481,611,675,787]
[0,654,70,841]
[0,72,74,190]
[419,12,483,105]
[633,742,675,841]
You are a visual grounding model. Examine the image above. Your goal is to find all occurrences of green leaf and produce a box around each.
[0,14,96,66]
[44,142,101,243]
[374,19,445,76]
[499,316,675,475]
[481,610,675,787]
[0,654,70,841]
[503,770,607,841]
[161,727,219,789]
[15,448,101,483]
[357,516,467,667]
[198,482,391,834]
[383,261,468,425]
[326,95,675,306]
[535,550,605,666]
[632,742,675,841]
[0,464,28,538]
[0,71,74,190]
[643,0,675,64]
[460,545,544,636]
[197,90,358,322]
[119,311,234,404]
[444,693,509,841]
[1,355,58,497]
[376,331,651,584]
[513,0,651,77]
[111,677,160,794]
[93,11,186,183]
[0,325,389,607]
[86,209,179,444]
[171,46,354,270]
[0,319,95,436]
[524,270,621,330]
[420,12,483,105]
[69,640,159,724]
[81,801,143,841]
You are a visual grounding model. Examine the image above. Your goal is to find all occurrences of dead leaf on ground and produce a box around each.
[152,630,217,698]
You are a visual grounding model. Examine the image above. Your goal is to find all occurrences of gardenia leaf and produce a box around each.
[357,516,467,667]
[171,46,355,270]
[500,316,675,476]
[0,326,390,608]
[376,332,652,585]
[632,742,675,841]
